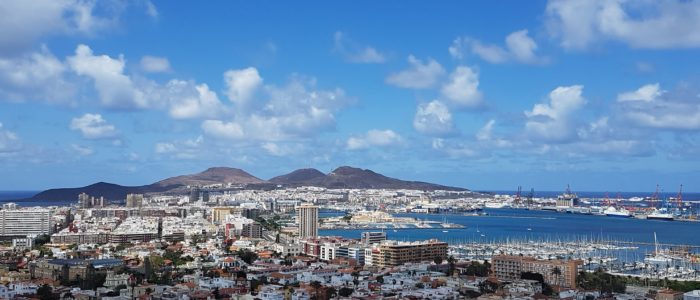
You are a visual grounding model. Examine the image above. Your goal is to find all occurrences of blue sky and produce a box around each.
[1,0,699,193]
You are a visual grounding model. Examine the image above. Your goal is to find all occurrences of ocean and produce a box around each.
[320,209,700,248]
[0,191,74,207]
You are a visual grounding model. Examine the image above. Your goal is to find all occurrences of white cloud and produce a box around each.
[166,80,225,119]
[261,142,303,157]
[475,119,513,148]
[545,0,700,49]
[68,44,149,109]
[441,66,483,107]
[430,138,481,158]
[224,67,262,105]
[205,76,351,142]
[617,83,664,102]
[525,85,587,142]
[346,129,403,150]
[0,122,21,153]
[140,55,170,73]
[476,119,495,141]
[413,100,455,136]
[617,83,700,130]
[201,120,245,140]
[0,0,118,55]
[333,31,386,63]
[71,144,94,156]
[154,136,206,159]
[0,45,74,103]
[450,37,501,62]
[449,30,543,64]
[262,142,285,156]
[154,142,176,154]
[505,30,539,63]
[144,0,158,19]
[386,55,445,89]
[70,113,118,139]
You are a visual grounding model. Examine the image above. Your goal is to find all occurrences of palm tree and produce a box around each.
[551,266,562,292]
[447,255,457,276]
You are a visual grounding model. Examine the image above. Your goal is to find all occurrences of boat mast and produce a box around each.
[654,232,659,256]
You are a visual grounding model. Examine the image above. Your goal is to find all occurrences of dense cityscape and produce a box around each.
[0,180,698,299]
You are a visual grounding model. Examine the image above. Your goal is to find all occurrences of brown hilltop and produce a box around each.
[27,165,468,202]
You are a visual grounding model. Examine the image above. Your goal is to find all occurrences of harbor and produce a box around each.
[319,210,465,230]
[321,208,700,280]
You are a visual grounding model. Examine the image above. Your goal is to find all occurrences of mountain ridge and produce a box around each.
[25,166,468,201]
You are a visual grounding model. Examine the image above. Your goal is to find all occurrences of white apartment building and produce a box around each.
[0,208,53,236]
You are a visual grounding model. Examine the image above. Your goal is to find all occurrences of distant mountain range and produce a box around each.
[25,166,468,202]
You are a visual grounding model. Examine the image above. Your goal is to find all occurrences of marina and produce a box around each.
[321,208,700,280]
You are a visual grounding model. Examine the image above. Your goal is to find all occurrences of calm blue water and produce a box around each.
[320,209,700,246]
[0,191,74,207]
[0,191,38,201]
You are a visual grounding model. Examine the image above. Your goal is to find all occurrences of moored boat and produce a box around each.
[604,206,632,218]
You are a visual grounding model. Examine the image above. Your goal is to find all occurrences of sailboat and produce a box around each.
[644,232,673,265]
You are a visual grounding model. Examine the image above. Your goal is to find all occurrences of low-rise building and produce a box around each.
[491,255,583,289]
[374,239,448,267]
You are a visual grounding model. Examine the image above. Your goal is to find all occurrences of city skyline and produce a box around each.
[1,1,700,192]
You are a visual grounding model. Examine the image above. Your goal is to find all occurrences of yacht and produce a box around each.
[644,233,676,265]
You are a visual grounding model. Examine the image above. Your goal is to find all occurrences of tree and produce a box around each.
[325,286,337,299]
[376,275,384,284]
[339,287,354,297]
[34,234,51,247]
[521,271,544,284]
[236,270,247,279]
[447,255,457,276]
[434,256,444,265]
[310,281,323,299]
[542,283,555,296]
[551,266,562,291]
[190,234,205,245]
[37,284,54,300]
[478,280,498,294]
[237,249,259,265]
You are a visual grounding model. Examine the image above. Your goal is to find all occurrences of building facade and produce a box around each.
[491,255,583,289]
[125,194,144,208]
[375,239,448,267]
[296,204,318,238]
[0,209,53,237]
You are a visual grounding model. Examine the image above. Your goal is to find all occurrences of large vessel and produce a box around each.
[647,209,675,221]
[604,206,632,218]
[484,202,509,209]
[556,184,580,208]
